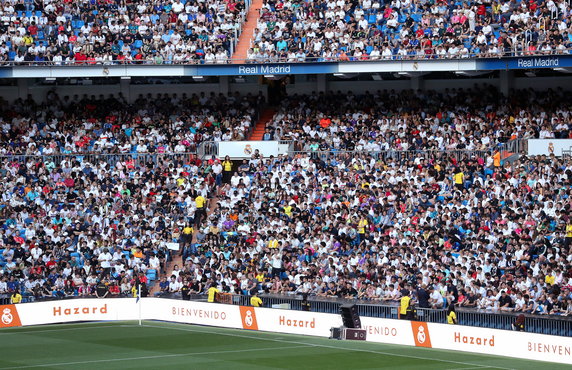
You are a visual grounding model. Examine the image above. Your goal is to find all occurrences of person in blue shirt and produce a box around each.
[276,38,288,51]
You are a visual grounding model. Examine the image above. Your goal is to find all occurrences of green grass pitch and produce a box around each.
[0,321,568,369]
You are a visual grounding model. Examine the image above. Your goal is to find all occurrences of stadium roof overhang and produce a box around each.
[0,54,570,79]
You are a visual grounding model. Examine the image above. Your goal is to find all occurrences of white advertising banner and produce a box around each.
[141,298,244,329]
[1,299,571,365]
[250,306,342,337]
[218,141,279,159]
[359,316,416,346]
[527,139,572,156]
[11,298,138,326]
[425,322,572,365]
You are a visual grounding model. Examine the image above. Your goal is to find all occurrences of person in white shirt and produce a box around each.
[98,248,113,271]
[429,286,444,308]
[149,254,161,271]
[172,0,185,13]
[169,275,183,295]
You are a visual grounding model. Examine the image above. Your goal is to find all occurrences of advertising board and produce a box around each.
[527,139,572,156]
[218,141,281,159]
[1,299,571,364]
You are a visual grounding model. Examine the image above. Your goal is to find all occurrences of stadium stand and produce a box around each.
[0,87,571,319]
[0,0,570,64]
[0,0,249,64]
[246,0,572,62]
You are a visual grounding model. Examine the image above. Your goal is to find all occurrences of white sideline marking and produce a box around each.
[141,323,513,370]
[0,345,306,369]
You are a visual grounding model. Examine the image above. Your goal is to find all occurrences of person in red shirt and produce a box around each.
[74,51,87,64]
[108,282,120,296]
[28,22,38,36]
[46,256,58,269]
[319,117,331,128]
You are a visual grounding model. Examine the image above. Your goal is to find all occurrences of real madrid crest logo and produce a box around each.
[244,144,253,155]
[417,325,426,344]
[1,308,13,325]
[244,309,253,327]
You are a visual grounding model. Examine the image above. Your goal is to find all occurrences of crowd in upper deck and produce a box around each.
[0,0,247,64]
[246,0,572,62]
[0,0,570,65]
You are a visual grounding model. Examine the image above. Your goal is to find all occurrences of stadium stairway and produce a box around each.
[248,108,276,140]
[232,0,263,63]
[501,151,519,163]
[149,196,218,296]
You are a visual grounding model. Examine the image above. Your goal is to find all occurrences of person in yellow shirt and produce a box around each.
[357,215,368,243]
[207,284,219,303]
[182,224,193,238]
[545,272,555,286]
[283,204,293,218]
[453,168,464,191]
[195,194,206,226]
[268,238,279,249]
[399,290,411,319]
[176,173,186,187]
[250,292,263,307]
[447,304,457,324]
[10,291,22,304]
[255,271,265,283]
[22,35,33,46]
[357,217,368,235]
[195,195,206,208]
[222,155,233,183]
[565,222,572,249]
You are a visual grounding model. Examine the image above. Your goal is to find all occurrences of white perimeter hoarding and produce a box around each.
[425,321,572,365]
[249,306,343,337]
[528,139,572,156]
[5,298,137,326]
[1,299,571,365]
[141,298,244,329]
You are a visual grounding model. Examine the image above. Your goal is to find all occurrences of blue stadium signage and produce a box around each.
[477,55,572,70]
[516,58,559,68]
[237,65,292,75]
[194,62,338,76]
[2,55,572,78]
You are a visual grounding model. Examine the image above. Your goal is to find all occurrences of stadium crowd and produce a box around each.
[0,87,571,317]
[264,86,572,151]
[247,0,572,62]
[0,0,247,64]
[0,0,571,64]
[0,91,261,156]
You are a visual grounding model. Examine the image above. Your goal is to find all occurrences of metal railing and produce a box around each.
[194,143,493,163]
[0,152,198,168]
[228,293,572,337]
[197,142,219,160]
[498,138,525,162]
[1,48,571,66]
[290,149,493,164]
